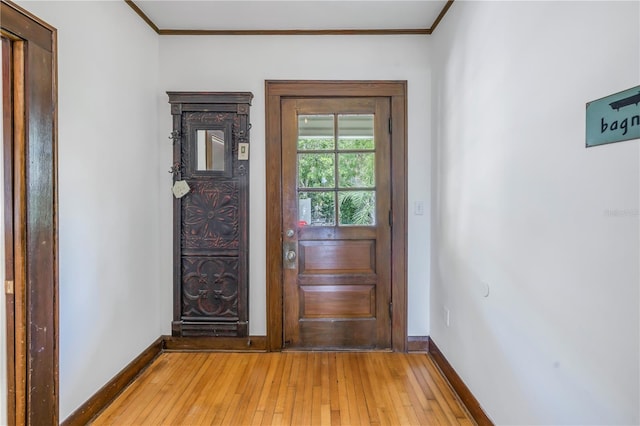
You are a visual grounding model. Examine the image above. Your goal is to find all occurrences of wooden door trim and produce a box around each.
[2,34,17,426]
[1,0,58,423]
[265,80,408,352]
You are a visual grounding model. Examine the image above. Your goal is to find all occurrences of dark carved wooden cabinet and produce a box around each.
[168,92,252,337]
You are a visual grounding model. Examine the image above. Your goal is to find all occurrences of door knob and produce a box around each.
[284,242,297,269]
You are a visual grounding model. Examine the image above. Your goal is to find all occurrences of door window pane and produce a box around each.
[338,114,374,150]
[299,192,335,226]
[338,153,374,188]
[298,115,335,150]
[298,153,335,188]
[338,191,376,226]
[297,113,377,227]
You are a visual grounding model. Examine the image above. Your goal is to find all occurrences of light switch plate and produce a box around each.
[238,143,249,160]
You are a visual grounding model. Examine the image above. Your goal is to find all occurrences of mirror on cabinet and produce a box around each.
[196,129,226,171]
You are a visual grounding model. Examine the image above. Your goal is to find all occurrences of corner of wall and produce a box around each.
[430,1,639,424]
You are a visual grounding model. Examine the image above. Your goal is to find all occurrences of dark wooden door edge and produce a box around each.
[61,337,165,426]
[1,1,58,424]
[2,33,17,426]
[265,80,408,353]
[429,338,494,426]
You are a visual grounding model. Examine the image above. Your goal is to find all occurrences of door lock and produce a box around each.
[283,242,297,269]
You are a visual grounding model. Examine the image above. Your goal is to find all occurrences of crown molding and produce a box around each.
[125,0,454,36]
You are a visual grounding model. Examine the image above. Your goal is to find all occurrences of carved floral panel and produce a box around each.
[182,181,239,250]
[182,257,239,318]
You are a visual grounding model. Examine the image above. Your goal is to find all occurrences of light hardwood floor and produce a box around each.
[91,351,474,425]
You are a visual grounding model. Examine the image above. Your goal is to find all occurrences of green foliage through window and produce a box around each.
[339,191,375,225]
[297,135,376,227]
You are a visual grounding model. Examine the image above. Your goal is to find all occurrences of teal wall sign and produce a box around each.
[586,85,640,147]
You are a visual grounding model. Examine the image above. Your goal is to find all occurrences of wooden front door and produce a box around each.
[281,97,392,349]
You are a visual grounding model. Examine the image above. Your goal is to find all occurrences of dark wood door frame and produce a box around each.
[2,0,58,423]
[265,80,408,352]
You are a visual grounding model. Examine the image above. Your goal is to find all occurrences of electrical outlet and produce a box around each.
[444,306,450,327]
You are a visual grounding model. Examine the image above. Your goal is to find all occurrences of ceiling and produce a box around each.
[128,0,453,35]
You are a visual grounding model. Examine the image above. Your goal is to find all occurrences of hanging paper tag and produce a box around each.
[172,180,190,198]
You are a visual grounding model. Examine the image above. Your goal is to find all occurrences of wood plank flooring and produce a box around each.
[91,352,474,425]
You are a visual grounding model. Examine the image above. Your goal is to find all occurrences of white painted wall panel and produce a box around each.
[431,1,639,424]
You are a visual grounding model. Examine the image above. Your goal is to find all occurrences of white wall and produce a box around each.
[14,1,161,420]
[158,35,433,336]
[431,1,639,424]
